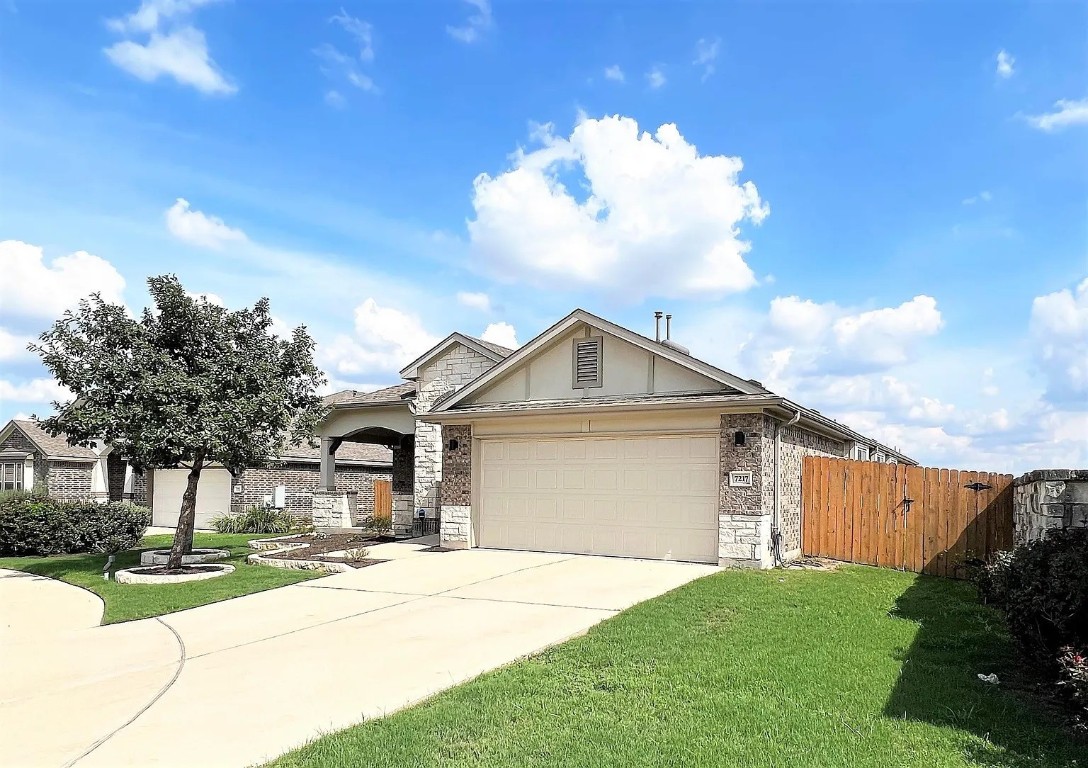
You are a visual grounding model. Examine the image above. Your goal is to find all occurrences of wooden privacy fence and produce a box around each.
[373,479,392,519]
[802,457,1014,578]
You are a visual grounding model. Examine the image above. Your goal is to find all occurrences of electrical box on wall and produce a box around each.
[273,485,286,509]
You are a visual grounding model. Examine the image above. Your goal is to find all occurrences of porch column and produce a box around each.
[391,437,415,537]
[122,461,135,501]
[319,437,339,492]
[90,454,109,503]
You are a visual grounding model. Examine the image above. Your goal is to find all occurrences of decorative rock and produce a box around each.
[115,564,235,584]
[139,548,229,566]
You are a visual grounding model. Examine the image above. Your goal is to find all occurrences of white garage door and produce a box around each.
[152,468,233,529]
[478,434,719,564]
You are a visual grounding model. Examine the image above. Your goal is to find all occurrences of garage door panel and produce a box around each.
[478,434,718,564]
[152,468,232,529]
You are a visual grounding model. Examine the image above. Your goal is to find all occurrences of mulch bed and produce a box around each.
[261,533,393,567]
[132,565,225,575]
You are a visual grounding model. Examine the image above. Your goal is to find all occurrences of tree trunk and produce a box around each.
[166,451,205,570]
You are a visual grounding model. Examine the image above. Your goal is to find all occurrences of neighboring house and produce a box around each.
[0,419,144,503]
[0,391,393,530]
[315,309,914,569]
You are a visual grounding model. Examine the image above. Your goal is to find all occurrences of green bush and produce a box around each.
[0,493,150,557]
[999,527,1088,665]
[211,506,295,534]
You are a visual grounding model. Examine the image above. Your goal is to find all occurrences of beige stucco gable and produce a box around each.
[466,321,733,405]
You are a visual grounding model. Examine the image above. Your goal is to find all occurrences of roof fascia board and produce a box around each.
[399,333,505,380]
[434,309,763,413]
[0,420,49,458]
[422,394,781,422]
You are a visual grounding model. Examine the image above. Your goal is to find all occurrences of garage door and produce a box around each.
[478,434,719,563]
[152,468,233,529]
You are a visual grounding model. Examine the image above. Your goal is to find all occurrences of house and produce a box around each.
[314,309,914,568]
[0,391,393,529]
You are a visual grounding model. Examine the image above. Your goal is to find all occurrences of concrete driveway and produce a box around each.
[0,546,716,768]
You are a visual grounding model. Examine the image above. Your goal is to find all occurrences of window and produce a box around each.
[855,445,870,461]
[1,462,24,491]
[572,336,603,388]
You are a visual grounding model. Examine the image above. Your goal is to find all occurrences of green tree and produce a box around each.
[32,275,326,570]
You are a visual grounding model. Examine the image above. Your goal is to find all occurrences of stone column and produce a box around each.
[718,413,773,568]
[440,425,472,549]
[392,438,415,536]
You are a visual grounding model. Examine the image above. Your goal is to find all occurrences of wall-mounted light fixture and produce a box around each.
[734,431,746,447]
[448,438,460,451]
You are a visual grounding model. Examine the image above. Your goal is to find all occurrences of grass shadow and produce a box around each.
[884,574,1086,766]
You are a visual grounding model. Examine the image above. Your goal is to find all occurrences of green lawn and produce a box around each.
[0,533,324,624]
[271,566,1085,768]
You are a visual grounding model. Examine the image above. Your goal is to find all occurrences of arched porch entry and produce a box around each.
[316,394,417,535]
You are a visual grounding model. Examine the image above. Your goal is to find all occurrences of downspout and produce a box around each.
[772,408,802,566]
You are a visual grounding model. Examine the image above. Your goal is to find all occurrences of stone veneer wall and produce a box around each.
[233,462,391,526]
[440,425,473,548]
[1013,469,1088,543]
[414,344,499,522]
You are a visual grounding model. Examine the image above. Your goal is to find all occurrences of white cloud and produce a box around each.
[330,7,373,62]
[1030,277,1088,404]
[996,49,1015,79]
[645,66,666,90]
[467,115,768,299]
[315,43,379,96]
[319,298,439,378]
[693,37,720,81]
[0,378,69,404]
[0,327,33,362]
[480,321,518,349]
[107,0,219,34]
[0,240,126,320]
[962,190,992,205]
[748,294,943,377]
[325,89,346,108]
[603,65,625,83]
[104,1,234,95]
[165,198,248,249]
[457,291,492,312]
[1025,98,1088,132]
[447,0,493,44]
[186,291,224,306]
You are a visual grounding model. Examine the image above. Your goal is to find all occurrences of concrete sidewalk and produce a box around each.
[0,548,716,768]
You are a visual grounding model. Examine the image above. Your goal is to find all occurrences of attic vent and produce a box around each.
[572,336,603,388]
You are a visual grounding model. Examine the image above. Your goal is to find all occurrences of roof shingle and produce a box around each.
[326,382,416,408]
[10,420,99,460]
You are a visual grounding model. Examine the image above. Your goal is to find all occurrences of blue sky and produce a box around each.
[1,0,1085,472]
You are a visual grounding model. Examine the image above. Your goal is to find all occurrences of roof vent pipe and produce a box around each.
[665,314,672,340]
[654,311,663,341]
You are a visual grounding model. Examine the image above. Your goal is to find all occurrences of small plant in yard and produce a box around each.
[343,547,369,562]
[212,506,294,534]
[1058,646,1088,732]
[370,510,393,537]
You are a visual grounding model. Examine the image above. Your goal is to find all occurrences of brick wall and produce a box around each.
[107,455,126,500]
[46,461,95,500]
[773,421,846,553]
[441,425,472,506]
[719,413,766,517]
[234,462,391,525]
[132,470,148,506]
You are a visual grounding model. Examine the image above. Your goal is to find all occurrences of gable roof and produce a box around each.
[432,309,768,413]
[0,419,99,461]
[399,333,513,381]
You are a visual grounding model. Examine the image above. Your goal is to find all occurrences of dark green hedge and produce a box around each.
[0,491,151,557]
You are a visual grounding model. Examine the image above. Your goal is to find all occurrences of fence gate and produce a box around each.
[801,457,1014,578]
[373,479,392,519]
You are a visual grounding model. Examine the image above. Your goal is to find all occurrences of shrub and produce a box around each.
[0,494,150,557]
[970,549,1014,605]
[369,510,393,537]
[1057,646,1088,730]
[211,506,295,534]
[999,527,1088,665]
